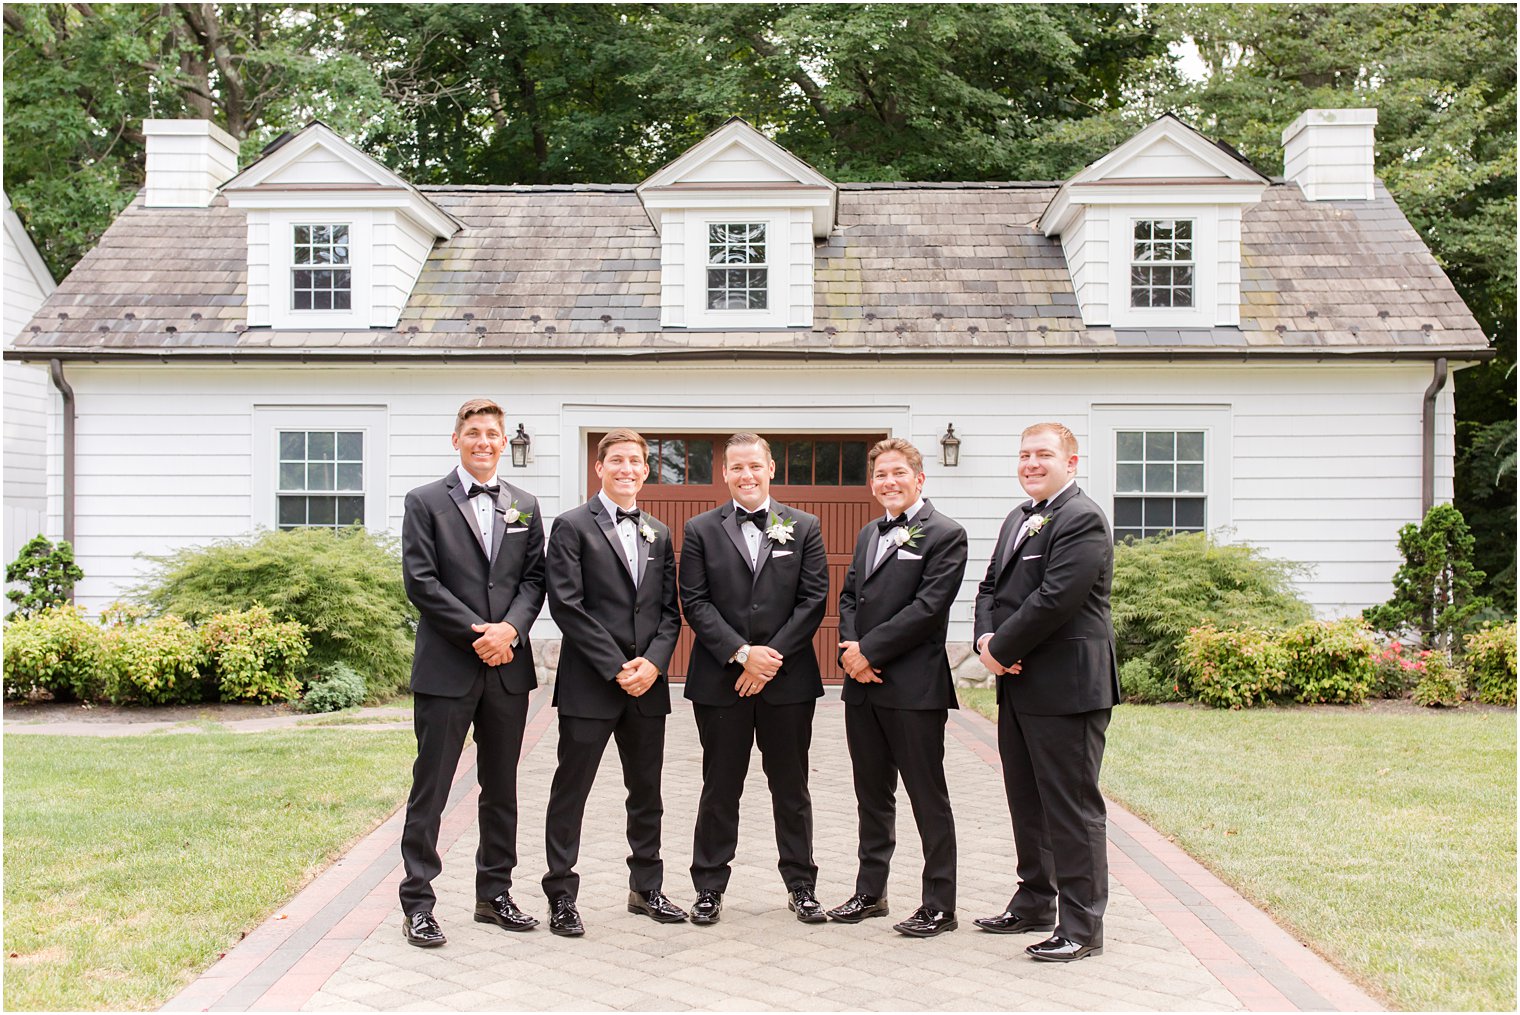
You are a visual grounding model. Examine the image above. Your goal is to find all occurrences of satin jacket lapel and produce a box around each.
[487,489,509,565]
[591,498,636,585]
[635,516,652,587]
[992,510,1020,578]
[721,505,753,573]
[447,474,489,558]
[752,504,778,580]
[1009,485,1081,565]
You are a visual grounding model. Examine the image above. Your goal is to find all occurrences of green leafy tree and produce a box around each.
[5,535,85,617]
[1364,503,1492,651]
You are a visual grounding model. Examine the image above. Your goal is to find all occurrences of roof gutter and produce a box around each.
[47,359,76,557]
[1422,356,1448,515]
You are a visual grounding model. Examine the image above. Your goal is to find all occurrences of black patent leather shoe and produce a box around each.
[1026,934,1104,962]
[473,892,539,932]
[788,887,826,924]
[402,910,446,947]
[973,910,1056,935]
[628,889,688,923]
[893,906,958,937]
[826,893,889,923]
[548,897,584,937]
[690,889,722,925]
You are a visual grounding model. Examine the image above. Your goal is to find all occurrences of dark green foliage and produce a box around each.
[1112,531,1313,688]
[133,527,415,698]
[5,535,85,617]
[2,604,106,700]
[1118,656,1185,704]
[298,662,369,714]
[199,606,309,704]
[1279,617,1376,705]
[1411,652,1465,707]
[1364,504,1491,652]
[1466,622,1517,706]
[104,615,207,705]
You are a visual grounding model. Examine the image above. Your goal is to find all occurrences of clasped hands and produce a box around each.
[838,640,882,684]
[735,645,783,697]
[977,635,1023,677]
[470,621,518,667]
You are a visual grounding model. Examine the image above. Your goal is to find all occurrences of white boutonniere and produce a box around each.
[890,523,925,549]
[503,500,533,525]
[765,512,796,544]
[1026,514,1049,536]
[639,521,657,544]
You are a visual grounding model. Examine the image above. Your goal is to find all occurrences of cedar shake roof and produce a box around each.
[10,180,1490,360]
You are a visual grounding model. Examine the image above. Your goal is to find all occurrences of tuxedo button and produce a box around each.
[634,606,640,613]
[488,582,495,589]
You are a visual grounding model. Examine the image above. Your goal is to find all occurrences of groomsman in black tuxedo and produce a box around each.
[541,428,686,936]
[830,437,968,937]
[679,433,830,925]
[973,422,1121,963]
[398,398,547,947]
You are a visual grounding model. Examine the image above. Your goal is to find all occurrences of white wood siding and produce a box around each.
[659,209,686,327]
[372,211,435,327]
[788,208,815,327]
[262,146,374,186]
[1108,136,1221,179]
[1060,205,1109,325]
[4,196,56,522]
[53,361,1460,635]
[681,142,795,184]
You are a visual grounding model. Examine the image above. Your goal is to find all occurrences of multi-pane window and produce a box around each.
[292,224,352,311]
[647,438,714,485]
[707,223,767,310]
[1113,430,1205,541]
[278,430,364,529]
[775,439,870,486]
[1130,219,1193,308]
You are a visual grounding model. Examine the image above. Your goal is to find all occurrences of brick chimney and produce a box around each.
[1281,108,1378,201]
[143,119,240,208]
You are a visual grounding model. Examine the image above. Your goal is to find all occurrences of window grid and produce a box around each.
[1113,429,1205,541]
[292,224,352,311]
[775,440,869,486]
[706,223,768,310]
[277,429,365,529]
[1130,219,1194,308]
[646,438,714,485]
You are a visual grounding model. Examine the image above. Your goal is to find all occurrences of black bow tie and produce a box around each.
[877,513,910,534]
[467,482,500,499]
[737,507,768,528]
[1022,500,1047,516]
[615,507,641,525]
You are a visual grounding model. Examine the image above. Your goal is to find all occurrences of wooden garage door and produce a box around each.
[586,433,885,682]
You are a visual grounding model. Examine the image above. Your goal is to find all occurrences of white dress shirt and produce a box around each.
[598,490,640,577]
[457,465,500,547]
[733,497,772,568]
[873,497,926,567]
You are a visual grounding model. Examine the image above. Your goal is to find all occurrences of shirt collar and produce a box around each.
[883,497,926,526]
[598,490,636,519]
[1027,480,1074,510]
[732,498,772,520]
[457,465,500,494]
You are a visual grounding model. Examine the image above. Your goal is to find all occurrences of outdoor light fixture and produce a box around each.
[510,423,532,467]
[940,423,961,467]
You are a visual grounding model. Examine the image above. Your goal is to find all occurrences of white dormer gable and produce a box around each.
[1040,115,1268,329]
[222,122,457,331]
[638,118,837,329]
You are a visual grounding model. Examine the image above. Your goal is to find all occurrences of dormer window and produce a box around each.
[707,223,768,310]
[1130,219,1194,309]
[292,224,352,311]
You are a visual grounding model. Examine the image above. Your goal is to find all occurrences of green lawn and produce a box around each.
[959,689,1517,1012]
[3,730,416,1012]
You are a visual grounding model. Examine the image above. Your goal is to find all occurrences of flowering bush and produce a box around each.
[1465,622,1517,706]
[1179,624,1290,709]
[1371,638,1425,699]
[1411,651,1465,707]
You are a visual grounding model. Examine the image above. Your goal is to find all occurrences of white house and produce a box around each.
[6,111,1491,682]
[3,191,57,578]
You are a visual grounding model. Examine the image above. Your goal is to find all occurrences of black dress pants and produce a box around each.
[542,701,667,903]
[690,697,818,893]
[399,673,530,915]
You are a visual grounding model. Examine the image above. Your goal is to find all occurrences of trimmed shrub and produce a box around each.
[1179,624,1289,710]
[1113,531,1312,690]
[1364,503,1491,652]
[199,606,309,704]
[134,527,416,699]
[1280,617,1377,705]
[1370,638,1424,699]
[1412,652,1465,707]
[5,535,84,617]
[1118,657,1184,704]
[298,662,369,714]
[106,615,208,704]
[2,604,107,700]
[1466,622,1517,706]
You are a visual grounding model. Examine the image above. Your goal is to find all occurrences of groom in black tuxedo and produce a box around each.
[973,421,1121,963]
[541,428,685,936]
[831,437,968,937]
[398,398,547,947]
[679,433,830,925]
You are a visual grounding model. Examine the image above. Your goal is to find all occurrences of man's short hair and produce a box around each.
[724,432,773,465]
[455,398,505,434]
[867,436,923,474]
[1022,421,1079,457]
[596,428,649,463]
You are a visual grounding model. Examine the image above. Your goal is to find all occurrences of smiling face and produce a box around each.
[595,440,650,508]
[724,441,775,511]
[452,411,506,482]
[870,450,926,517]
[1018,428,1078,503]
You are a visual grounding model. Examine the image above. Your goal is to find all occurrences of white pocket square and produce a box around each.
[505,526,529,534]
[772,550,794,557]
[897,550,923,560]
[1021,553,1042,560]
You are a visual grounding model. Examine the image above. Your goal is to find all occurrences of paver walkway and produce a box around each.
[152,688,1379,1012]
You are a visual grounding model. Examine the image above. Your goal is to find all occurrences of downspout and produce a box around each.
[1421,357,1448,515]
[47,359,75,551]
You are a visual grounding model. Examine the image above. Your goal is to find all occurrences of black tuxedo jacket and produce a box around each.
[837,500,968,710]
[973,484,1121,716]
[679,501,829,706]
[401,473,546,697]
[546,497,681,720]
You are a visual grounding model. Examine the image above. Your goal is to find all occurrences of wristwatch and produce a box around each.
[733,644,751,666]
